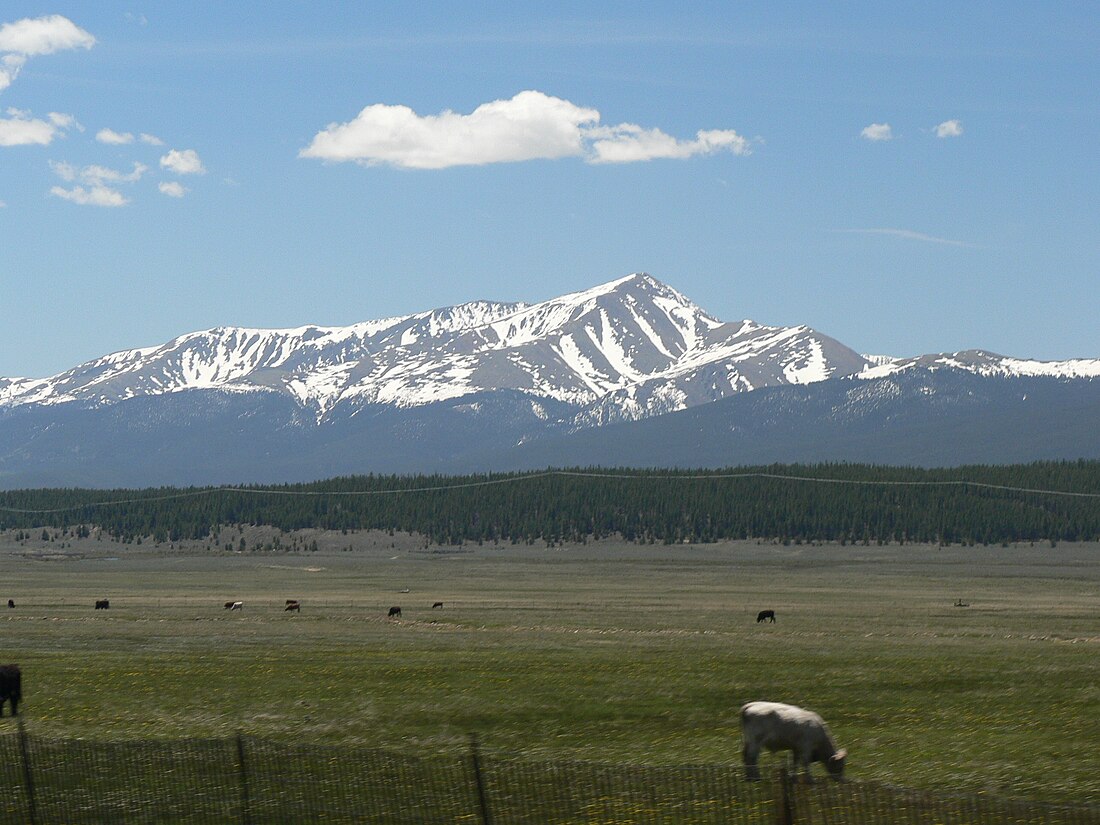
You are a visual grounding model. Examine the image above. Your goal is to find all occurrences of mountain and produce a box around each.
[0,274,869,421]
[2,273,1098,488]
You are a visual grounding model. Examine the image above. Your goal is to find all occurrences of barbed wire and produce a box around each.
[0,469,1097,515]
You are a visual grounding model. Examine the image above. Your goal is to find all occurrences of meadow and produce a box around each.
[1,529,1098,805]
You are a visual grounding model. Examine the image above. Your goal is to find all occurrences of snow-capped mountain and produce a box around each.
[0,273,871,423]
[858,350,1100,381]
[2,273,1098,488]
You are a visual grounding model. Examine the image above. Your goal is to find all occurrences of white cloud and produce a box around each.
[160,148,205,174]
[935,119,963,138]
[50,184,127,207]
[158,181,187,198]
[588,124,750,163]
[300,90,751,169]
[50,159,147,188]
[0,15,95,92]
[49,111,80,130]
[837,227,969,247]
[48,159,147,206]
[860,122,893,141]
[0,111,55,145]
[0,14,95,55]
[97,127,134,145]
[139,132,164,146]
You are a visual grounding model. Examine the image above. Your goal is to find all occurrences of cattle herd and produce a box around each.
[0,596,846,780]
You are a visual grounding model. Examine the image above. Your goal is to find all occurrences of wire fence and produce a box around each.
[0,727,1095,824]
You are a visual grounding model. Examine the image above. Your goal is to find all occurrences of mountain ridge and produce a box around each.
[2,273,1098,488]
[0,273,876,423]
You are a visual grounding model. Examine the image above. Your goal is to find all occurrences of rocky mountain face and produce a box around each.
[2,273,1098,488]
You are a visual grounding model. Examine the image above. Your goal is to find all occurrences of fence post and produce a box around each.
[17,719,37,825]
[236,732,252,825]
[775,767,794,825]
[469,734,493,825]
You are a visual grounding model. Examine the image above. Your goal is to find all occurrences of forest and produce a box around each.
[1,462,1099,547]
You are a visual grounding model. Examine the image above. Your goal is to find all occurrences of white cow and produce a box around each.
[740,701,847,781]
[229,601,243,611]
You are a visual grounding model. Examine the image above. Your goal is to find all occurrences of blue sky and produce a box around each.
[1,2,1097,378]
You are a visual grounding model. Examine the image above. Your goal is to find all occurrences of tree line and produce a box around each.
[1,461,1099,546]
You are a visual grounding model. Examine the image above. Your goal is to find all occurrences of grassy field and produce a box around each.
[0,529,1097,804]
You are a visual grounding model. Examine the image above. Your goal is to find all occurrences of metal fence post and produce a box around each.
[469,734,493,825]
[17,719,37,825]
[236,732,252,825]
[775,767,794,825]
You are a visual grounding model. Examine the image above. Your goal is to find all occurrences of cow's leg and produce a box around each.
[794,748,814,783]
[9,697,16,716]
[742,743,761,781]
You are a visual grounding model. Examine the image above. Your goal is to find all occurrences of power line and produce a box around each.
[0,469,1097,516]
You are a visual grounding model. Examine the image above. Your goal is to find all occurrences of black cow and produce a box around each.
[756,609,776,623]
[388,606,402,618]
[284,601,301,612]
[6,600,13,609]
[95,599,110,610]
[432,602,444,609]
[0,665,21,716]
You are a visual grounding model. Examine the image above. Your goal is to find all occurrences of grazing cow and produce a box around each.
[432,602,444,609]
[0,665,21,717]
[388,606,401,618]
[954,599,970,607]
[756,609,776,623]
[224,601,235,609]
[228,601,243,611]
[95,599,110,610]
[284,601,301,612]
[740,701,847,782]
[6,600,13,609]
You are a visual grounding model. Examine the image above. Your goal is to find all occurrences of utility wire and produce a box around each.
[0,470,1098,515]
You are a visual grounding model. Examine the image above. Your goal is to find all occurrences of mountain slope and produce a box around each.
[0,274,871,423]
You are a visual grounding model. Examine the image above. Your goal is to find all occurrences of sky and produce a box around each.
[1,2,1098,378]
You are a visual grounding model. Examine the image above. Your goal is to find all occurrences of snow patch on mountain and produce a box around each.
[859,350,1100,381]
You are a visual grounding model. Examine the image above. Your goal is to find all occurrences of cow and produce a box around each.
[224,601,235,609]
[756,609,776,623]
[6,600,13,609]
[284,601,301,612]
[0,665,21,717]
[228,601,243,611]
[740,701,847,782]
[954,599,970,607]
[388,606,401,618]
[95,599,110,610]
[432,602,444,609]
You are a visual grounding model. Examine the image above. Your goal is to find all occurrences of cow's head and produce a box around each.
[827,749,847,780]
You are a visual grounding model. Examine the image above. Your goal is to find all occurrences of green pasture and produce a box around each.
[0,531,1097,804]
